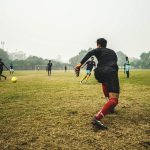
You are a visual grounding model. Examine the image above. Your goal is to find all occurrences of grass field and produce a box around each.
[0,70,150,150]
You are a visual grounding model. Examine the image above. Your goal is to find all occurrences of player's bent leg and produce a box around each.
[109,92,119,99]
[92,96,118,130]
[80,75,87,83]
[127,71,129,78]
[102,83,109,100]
[95,95,118,119]
[85,74,90,81]
[1,74,6,80]
[85,71,91,82]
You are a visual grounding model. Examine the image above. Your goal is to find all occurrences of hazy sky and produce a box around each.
[0,0,150,62]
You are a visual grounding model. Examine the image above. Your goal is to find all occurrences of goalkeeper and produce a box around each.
[80,56,96,84]
[75,38,120,129]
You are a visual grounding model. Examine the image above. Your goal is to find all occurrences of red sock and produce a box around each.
[102,83,109,98]
[95,98,118,120]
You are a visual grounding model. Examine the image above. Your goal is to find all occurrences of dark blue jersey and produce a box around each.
[10,64,13,69]
[86,60,96,70]
[47,62,52,70]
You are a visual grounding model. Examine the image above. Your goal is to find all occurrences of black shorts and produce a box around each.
[94,66,120,93]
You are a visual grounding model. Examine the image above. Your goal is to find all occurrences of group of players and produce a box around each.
[1,38,131,130]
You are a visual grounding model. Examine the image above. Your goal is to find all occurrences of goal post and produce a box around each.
[35,65,47,71]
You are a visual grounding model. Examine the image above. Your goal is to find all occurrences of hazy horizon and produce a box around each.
[0,0,150,62]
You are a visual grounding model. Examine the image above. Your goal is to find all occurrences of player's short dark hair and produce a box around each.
[97,38,107,48]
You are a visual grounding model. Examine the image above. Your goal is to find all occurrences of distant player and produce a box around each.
[75,38,120,129]
[47,60,52,76]
[0,58,9,80]
[65,65,67,72]
[124,57,130,78]
[80,57,96,83]
[10,63,14,74]
[37,65,40,71]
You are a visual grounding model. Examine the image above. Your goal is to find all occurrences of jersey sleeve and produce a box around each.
[80,49,97,65]
[86,61,89,65]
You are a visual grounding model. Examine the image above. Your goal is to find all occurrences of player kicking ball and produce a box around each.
[0,58,9,80]
[80,57,96,84]
[75,38,120,130]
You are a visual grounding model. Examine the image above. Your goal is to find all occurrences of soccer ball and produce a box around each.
[11,77,17,83]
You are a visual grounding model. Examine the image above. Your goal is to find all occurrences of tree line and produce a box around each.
[0,48,150,70]
[69,49,150,69]
[0,49,71,70]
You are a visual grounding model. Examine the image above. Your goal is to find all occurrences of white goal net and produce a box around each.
[34,65,47,70]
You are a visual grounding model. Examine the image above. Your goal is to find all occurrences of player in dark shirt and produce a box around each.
[75,38,120,129]
[124,57,130,78]
[47,60,52,76]
[80,57,96,83]
[65,65,67,72]
[0,58,9,80]
[10,63,14,74]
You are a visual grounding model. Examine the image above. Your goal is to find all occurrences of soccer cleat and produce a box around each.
[5,77,7,80]
[92,117,108,130]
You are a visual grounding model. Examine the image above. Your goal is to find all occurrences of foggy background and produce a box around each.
[0,0,150,62]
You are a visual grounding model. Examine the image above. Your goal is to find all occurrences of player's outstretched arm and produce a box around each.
[81,63,87,68]
[80,49,96,65]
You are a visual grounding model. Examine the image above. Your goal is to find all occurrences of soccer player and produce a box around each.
[47,60,52,76]
[80,56,96,84]
[10,63,14,74]
[65,65,67,72]
[37,65,40,71]
[75,38,120,129]
[0,58,9,80]
[124,57,130,78]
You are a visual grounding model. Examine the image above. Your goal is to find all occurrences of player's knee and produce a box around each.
[109,92,119,99]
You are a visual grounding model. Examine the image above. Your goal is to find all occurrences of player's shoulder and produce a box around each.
[106,48,116,53]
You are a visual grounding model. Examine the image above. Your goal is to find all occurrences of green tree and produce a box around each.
[69,48,94,66]
[140,51,150,69]
[116,51,127,66]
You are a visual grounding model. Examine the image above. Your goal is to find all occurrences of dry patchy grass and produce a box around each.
[0,70,150,150]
